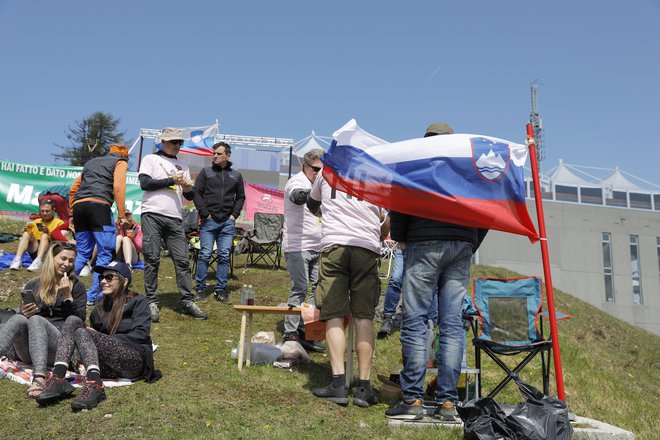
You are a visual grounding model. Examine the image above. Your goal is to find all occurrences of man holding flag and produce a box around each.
[385,123,488,422]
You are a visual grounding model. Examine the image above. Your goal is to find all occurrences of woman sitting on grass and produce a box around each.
[37,261,161,411]
[0,242,86,398]
[115,211,142,268]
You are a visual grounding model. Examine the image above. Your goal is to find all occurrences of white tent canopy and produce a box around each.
[293,132,331,157]
[547,161,592,186]
[600,167,647,192]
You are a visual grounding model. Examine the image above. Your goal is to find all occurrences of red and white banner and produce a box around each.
[244,181,284,220]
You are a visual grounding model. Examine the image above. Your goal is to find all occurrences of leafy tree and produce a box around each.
[54,112,125,166]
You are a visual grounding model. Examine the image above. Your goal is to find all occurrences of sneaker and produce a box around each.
[312,382,349,406]
[300,339,326,353]
[214,291,230,303]
[434,401,459,422]
[182,302,208,320]
[281,332,300,343]
[36,376,75,406]
[71,380,106,411]
[352,385,378,408]
[385,399,424,420]
[27,258,43,272]
[149,303,160,323]
[195,291,208,302]
[79,264,93,277]
[377,316,394,338]
[9,257,21,271]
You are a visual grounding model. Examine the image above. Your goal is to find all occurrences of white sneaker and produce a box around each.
[9,257,21,271]
[79,264,93,277]
[27,258,43,272]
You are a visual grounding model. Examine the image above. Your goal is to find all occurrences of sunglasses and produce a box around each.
[166,140,184,146]
[306,164,322,173]
[100,274,119,282]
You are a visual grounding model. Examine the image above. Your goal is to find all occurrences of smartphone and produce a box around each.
[21,289,37,306]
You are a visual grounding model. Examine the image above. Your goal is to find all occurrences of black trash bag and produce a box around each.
[506,379,573,440]
[457,397,517,440]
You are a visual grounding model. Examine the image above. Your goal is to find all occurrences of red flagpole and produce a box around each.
[526,123,566,400]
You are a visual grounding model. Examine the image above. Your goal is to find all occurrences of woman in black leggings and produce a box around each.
[37,261,160,410]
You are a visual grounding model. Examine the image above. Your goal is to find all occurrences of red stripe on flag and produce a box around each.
[323,167,538,242]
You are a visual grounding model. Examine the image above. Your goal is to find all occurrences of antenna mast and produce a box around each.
[530,81,545,170]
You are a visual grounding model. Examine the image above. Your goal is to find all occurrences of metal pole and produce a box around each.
[137,136,145,171]
[526,123,566,400]
[287,145,293,179]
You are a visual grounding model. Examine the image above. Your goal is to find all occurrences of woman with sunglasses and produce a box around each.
[0,242,86,397]
[37,261,160,411]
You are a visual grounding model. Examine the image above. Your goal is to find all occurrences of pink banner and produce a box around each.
[244,181,284,220]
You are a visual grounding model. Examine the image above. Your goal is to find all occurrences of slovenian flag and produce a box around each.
[321,119,539,241]
[157,125,218,156]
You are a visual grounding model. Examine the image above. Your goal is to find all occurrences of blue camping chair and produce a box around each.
[469,276,570,398]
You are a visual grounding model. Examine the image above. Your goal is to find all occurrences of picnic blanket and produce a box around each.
[0,357,135,388]
[0,253,145,271]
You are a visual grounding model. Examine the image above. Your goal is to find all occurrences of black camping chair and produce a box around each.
[469,276,570,398]
[243,212,284,270]
[186,209,234,278]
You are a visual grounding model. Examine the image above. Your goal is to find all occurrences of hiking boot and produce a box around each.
[385,399,424,420]
[9,257,21,271]
[79,264,93,277]
[71,380,106,411]
[149,303,160,323]
[36,375,75,406]
[352,385,378,408]
[434,401,459,422]
[182,302,208,320]
[282,332,300,343]
[195,291,208,302]
[377,316,394,338]
[214,291,230,303]
[312,382,349,406]
[300,339,326,353]
[27,258,43,272]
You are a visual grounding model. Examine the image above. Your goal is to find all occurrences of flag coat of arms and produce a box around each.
[321,119,539,241]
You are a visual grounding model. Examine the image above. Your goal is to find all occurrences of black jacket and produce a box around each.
[90,294,161,383]
[390,212,488,251]
[193,162,246,222]
[22,277,87,329]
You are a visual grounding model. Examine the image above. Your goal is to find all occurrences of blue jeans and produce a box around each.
[382,249,438,325]
[195,217,234,293]
[399,240,473,403]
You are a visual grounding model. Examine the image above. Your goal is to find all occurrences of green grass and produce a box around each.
[1,235,659,439]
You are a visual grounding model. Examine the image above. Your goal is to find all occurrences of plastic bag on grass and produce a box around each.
[279,340,309,362]
[457,397,515,440]
[231,343,282,365]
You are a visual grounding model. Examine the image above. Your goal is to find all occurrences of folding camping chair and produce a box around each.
[243,212,284,270]
[469,276,570,398]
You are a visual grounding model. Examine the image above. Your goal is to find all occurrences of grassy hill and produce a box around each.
[0,237,658,439]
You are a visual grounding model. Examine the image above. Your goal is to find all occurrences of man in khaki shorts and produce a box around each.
[307,173,389,407]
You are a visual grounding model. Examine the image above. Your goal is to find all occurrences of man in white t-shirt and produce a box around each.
[138,127,208,322]
[307,172,389,407]
[281,149,324,351]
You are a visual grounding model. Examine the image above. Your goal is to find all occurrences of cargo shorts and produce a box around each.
[316,245,381,321]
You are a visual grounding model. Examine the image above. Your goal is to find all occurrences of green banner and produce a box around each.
[0,160,144,219]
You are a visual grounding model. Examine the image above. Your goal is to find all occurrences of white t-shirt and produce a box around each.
[282,171,322,253]
[309,175,382,254]
[139,153,191,220]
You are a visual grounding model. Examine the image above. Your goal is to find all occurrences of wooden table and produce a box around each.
[233,305,301,371]
[233,305,355,387]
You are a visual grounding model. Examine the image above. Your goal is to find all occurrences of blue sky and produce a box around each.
[1,1,658,186]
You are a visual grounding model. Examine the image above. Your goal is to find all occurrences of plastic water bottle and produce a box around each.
[249,343,281,364]
[247,284,255,306]
[240,284,249,305]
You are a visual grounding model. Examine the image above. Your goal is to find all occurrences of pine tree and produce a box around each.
[54,112,125,165]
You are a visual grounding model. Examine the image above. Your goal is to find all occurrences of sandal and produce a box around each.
[27,375,46,398]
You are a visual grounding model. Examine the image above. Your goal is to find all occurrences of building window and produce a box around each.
[630,235,643,304]
[602,233,615,303]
